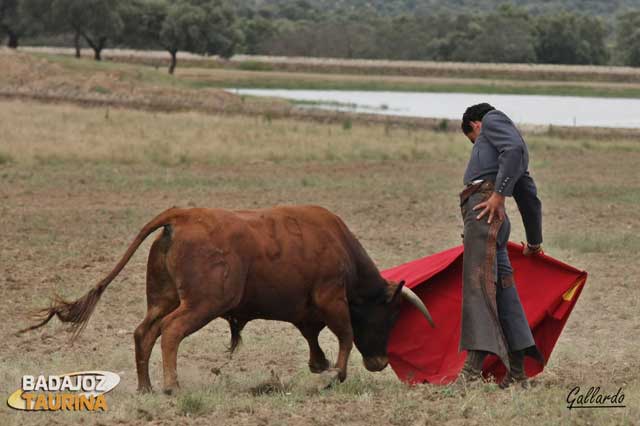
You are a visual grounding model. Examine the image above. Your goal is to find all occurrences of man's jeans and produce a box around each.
[495,212,535,352]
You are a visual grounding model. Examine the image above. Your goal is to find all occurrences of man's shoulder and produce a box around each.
[482,109,513,126]
[482,110,523,139]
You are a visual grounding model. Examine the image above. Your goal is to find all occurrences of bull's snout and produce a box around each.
[363,356,389,372]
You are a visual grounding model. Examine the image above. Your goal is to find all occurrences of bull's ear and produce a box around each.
[390,280,405,302]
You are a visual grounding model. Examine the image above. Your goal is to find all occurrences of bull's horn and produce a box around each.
[400,286,435,328]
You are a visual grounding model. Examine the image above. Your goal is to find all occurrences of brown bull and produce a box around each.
[21,205,433,393]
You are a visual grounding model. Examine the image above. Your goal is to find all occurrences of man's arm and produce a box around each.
[512,172,543,246]
[473,111,526,223]
[482,111,527,197]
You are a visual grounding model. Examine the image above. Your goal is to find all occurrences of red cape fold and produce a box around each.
[382,242,587,384]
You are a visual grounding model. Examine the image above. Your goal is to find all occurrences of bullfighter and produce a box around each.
[458,103,545,389]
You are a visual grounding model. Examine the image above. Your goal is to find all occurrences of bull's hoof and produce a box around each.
[137,385,153,394]
[316,368,343,390]
[309,358,331,374]
[162,384,179,395]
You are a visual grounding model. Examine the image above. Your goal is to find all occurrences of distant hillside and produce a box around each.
[239,0,640,18]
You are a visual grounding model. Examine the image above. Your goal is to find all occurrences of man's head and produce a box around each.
[461,103,495,143]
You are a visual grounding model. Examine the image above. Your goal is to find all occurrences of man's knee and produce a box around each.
[496,246,513,277]
[499,275,515,288]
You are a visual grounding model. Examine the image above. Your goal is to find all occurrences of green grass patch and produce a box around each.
[91,85,111,94]
[32,52,640,98]
[552,233,640,253]
[177,392,208,417]
[293,99,359,109]
[529,136,640,154]
[435,118,450,132]
[0,151,14,165]
[34,152,79,165]
[181,72,640,98]
[236,61,275,72]
[33,52,201,91]
[549,183,640,205]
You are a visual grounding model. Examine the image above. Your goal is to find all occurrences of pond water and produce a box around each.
[229,89,640,128]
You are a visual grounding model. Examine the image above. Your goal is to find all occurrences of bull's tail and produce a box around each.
[225,316,246,356]
[19,207,182,341]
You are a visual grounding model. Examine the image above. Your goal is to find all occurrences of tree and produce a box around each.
[50,0,125,60]
[371,15,428,60]
[449,6,537,63]
[121,0,167,51]
[197,0,240,59]
[19,0,70,51]
[536,13,609,65]
[334,15,376,59]
[1,0,52,49]
[0,0,26,48]
[255,18,310,56]
[576,15,609,65]
[129,0,240,74]
[418,13,476,62]
[274,0,319,21]
[238,15,276,54]
[616,10,640,67]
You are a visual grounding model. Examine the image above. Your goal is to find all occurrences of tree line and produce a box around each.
[0,0,239,73]
[1,0,640,74]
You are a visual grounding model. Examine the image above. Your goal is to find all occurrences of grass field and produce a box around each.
[178,68,640,98]
[20,47,640,98]
[6,49,640,143]
[1,50,639,425]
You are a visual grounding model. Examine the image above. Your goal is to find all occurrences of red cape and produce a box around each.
[382,242,587,384]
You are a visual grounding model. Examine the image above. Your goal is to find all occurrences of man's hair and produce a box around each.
[461,103,495,134]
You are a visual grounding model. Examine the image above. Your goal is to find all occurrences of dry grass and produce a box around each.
[0,49,465,134]
[0,95,639,425]
[5,49,640,142]
[22,48,640,97]
[0,102,459,171]
[0,48,281,116]
[21,46,640,83]
[176,66,640,90]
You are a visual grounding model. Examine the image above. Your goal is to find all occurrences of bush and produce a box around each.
[0,152,14,165]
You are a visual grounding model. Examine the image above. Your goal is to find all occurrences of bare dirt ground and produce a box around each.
[0,56,639,426]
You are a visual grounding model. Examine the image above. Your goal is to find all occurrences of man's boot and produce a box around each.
[500,350,528,389]
[457,350,487,383]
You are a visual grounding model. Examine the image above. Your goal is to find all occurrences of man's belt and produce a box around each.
[459,179,494,206]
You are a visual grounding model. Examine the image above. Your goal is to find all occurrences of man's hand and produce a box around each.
[522,242,543,256]
[473,192,505,224]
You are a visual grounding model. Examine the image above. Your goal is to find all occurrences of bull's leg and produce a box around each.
[159,303,221,394]
[159,251,245,394]
[134,235,179,393]
[134,303,177,393]
[320,302,354,382]
[297,323,330,373]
